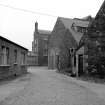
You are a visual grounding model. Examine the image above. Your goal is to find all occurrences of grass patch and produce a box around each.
[77,74,105,84]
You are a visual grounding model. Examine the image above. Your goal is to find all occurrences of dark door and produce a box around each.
[56,55,60,69]
[78,54,83,76]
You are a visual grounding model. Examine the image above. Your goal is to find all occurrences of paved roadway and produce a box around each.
[0,67,105,105]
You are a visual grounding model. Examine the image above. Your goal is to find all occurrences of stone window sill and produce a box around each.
[21,64,27,66]
[0,65,10,67]
[14,63,18,65]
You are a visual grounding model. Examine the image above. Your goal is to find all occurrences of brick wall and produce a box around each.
[34,33,49,66]
[0,38,28,79]
[48,19,77,70]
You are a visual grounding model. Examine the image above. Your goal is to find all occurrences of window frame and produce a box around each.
[21,52,26,65]
[1,46,9,65]
[14,49,17,63]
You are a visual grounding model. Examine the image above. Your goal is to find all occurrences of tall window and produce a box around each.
[33,39,38,53]
[1,46,9,65]
[14,50,17,63]
[21,52,25,65]
[34,47,37,52]
[43,40,48,56]
[6,48,9,64]
[34,39,38,45]
[1,46,5,65]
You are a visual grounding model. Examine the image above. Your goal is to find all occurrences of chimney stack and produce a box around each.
[35,21,38,33]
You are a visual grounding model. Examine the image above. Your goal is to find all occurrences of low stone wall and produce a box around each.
[27,56,38,66]
[0,65,27,80]
[0,66,11,79]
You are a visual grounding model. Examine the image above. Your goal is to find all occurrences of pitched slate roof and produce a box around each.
[82,15,94,21]
[0,35,28,50]
[38,29,51,35]
[58,17,89,44]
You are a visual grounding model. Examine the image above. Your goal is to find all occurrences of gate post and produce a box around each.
[76,55,78,77]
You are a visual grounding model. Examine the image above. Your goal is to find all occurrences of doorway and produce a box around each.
[78,54,83,76]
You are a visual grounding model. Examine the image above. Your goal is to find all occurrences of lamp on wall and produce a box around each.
[69,48,75,56]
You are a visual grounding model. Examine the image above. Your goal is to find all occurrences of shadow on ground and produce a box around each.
[0,72,32,86]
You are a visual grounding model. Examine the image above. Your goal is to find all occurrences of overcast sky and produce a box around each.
[0,0,104,50]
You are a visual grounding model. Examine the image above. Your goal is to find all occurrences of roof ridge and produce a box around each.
[56,16,89,44]
[0,35,28,50]
[38,29,52,32]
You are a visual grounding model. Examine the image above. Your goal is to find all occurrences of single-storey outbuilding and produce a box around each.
[0,35,28,79]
